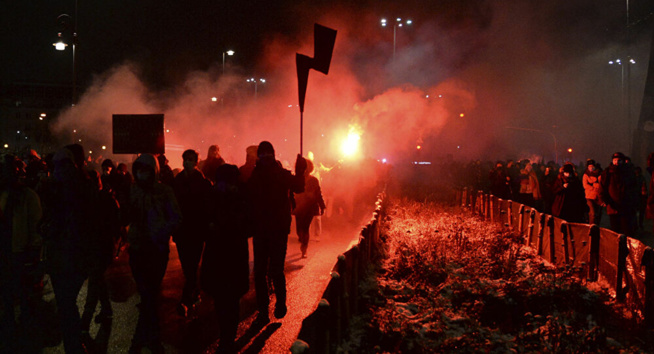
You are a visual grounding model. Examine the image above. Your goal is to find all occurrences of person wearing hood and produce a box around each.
[583,159,604,225]
[600,152,638,236]
[200,145,226,184]
[0,154,42,351]
[40,146,96,353]
[552,163,587,223]
[293,159,326,258]
[246,141,306,327]
[127,153,182,353]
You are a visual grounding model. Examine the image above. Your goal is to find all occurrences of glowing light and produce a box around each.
[211,97,217,102]
[16,130,20,134]
[3,144,8,148]
[102,146,106,150]
[226,50,234,56]
[89,150,93,154]
[54,41,67,50]
[416,145,422,150]
[382,158,387,163]
[567,148,573,153]
[307,151,315,161]
[73,129,76,133]
[166,129,170,133]
[460,113,465,117]
[340,126,362,158]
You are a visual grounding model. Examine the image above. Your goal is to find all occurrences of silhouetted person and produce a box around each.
[80,170,119,335]
[200,145,226,184]
[172,149,211,316]
[293,160,325,258]
[489,161,511,199]
[157,154,175,186]
[238,145,258,183]
[601,152,638,236]
[127,154,182,353]
[40,147,96,353]
[0,154,42,352]
[635,166,648,230]
[247,141,306,326]
[201,164,249,353]
[583,159,603,225]
[552,163,587,223]
[100,158,117,194]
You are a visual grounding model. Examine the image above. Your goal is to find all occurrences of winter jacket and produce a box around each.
[0,186,42,254]
[551,174,587,223]
[201,165,249,298]
[582,170,602,201]
[247,159,304,236]
[172,168,212,242]
[127,154,182,254]
[294,175,326,217]
[600,163,638,215]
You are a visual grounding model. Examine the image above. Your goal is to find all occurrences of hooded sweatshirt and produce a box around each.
[127,154,182,253]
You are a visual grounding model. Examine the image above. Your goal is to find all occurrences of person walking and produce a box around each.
[600,152,638,236]
[172,149,212,316]
[293,160,326,258]
[126,154,182,353]
[246,141,306,327]
[583,159,603,226]
[80,170,119,335]
[201,164,249,353]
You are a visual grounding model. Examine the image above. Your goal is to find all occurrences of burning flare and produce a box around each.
[340,125,362,159]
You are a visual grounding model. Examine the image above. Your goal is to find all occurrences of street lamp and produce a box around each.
[609,57,636,153]
[222,50,234,75]
[380,17,412,62]
[246,78,265,98]
[53,6,78,106]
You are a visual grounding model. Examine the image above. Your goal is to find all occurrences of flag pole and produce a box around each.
[300,111,304,156]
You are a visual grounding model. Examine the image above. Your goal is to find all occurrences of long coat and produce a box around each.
[552,174,587,223]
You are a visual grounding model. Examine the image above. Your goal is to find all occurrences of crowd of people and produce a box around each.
[0,141,326,354]
[485,152,654,237]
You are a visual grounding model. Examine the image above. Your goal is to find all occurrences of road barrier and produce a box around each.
[291,192,386,353]
[460,187,654,328]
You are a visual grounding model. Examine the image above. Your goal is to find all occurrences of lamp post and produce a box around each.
[54,11,77,106]
[380,17,412,62]
[246,78,265,99]
[505,126,559,164]
[222,50,234,75]
[609,57,636,153]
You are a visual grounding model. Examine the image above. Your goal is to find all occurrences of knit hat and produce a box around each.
[586,159,596,167]
[612,152,626,160]
[562,163,575,174]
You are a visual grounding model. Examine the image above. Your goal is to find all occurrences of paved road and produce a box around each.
[36,210,371,353]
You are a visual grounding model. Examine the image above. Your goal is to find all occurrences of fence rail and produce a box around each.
[461,188,654,327]
[291,188,654,353]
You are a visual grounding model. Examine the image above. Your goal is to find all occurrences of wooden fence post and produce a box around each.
[641,247,654,329]
[518,205,525,235]
[507,201,513,228]
[462,187,468,208]
[490,196,495,221]
[588,225,600,281]
[330,271,343,346]
[561,222,569,266]
[527,209,536,245]
[548,216,556,263]
[537,213,546,254]
[616,234,628,302]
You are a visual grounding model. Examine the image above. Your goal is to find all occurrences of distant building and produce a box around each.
[0,82,71,157]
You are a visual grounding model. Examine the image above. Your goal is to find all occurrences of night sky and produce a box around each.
[3,1,654,166]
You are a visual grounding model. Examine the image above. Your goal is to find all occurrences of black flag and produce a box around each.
[296,24,337,113]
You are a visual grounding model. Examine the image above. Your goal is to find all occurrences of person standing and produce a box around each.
[293,160,326,258]
[247,141,306,326]
[0,154,42,352]
[127,154,182,353]
[635,166,648,231]
[600,152,638,236]
[552,163,587,223]
[200,145,226,184]
[40,147,95,354]
[201,164,249,353]
[583,159,603,226]
[172,149,212,316]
